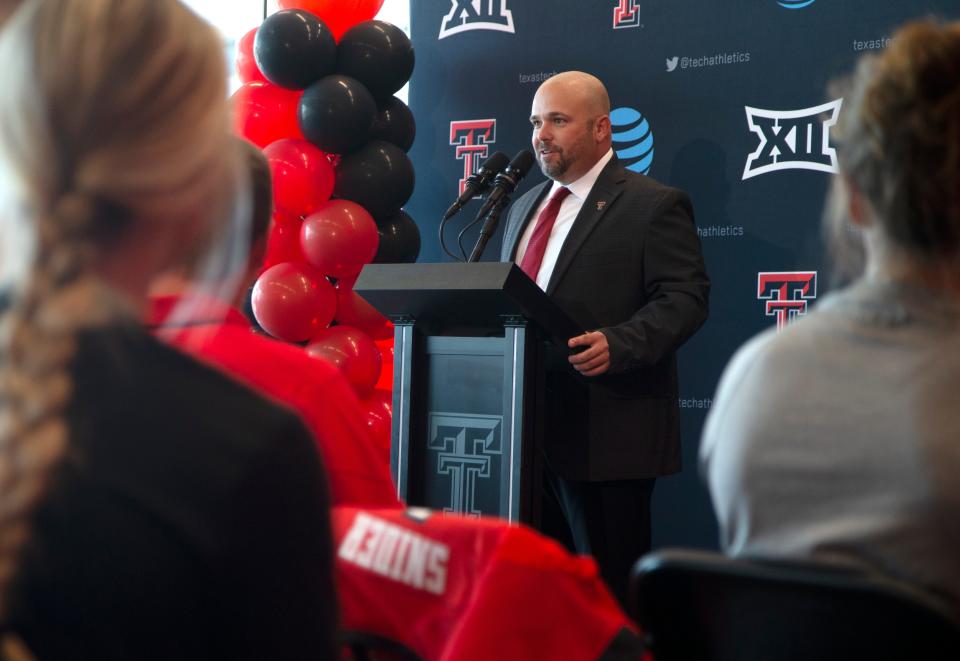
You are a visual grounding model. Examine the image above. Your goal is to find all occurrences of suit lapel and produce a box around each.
[502,181,551,261]
[545,159,627,296]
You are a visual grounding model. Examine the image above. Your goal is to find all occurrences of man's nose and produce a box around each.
[535,125,551,144]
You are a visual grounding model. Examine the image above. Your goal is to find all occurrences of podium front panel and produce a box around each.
[406,337,510,518]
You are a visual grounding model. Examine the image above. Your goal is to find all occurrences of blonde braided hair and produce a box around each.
[0,0,238,620]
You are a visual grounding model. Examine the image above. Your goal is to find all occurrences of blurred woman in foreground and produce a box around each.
[0,1,336,658]
[702,20,960,621]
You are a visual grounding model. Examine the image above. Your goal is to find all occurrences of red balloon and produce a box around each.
[334,278,392,339]
[307,325,381,397]
[278,0,385,40]
[374,338,394,390]
[261,212,305,272]
[359,387,392,456]
[231,80,303,148]
[236,27,267,83]
[252,262,336,342]
[264,139,335,218]
[300,200,379,278]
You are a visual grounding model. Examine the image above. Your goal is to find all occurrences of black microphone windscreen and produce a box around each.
[482,151,510,174]
[470,149,538,221]
[509,150,535,177]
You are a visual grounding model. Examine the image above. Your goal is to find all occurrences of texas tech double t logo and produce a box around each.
[613,0,641,29]
[742,100,842,180]
[428,413,502,517]
[449,119,496,196]
[757,271,818,330]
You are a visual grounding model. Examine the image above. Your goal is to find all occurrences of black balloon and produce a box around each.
[370,97,416,152]
[334,140,415,220]
[375,211,420,264]
[337,20,415,100]
[254,10,336,90]
[298,74,376,154]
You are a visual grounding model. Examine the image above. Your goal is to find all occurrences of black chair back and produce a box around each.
[630,548,960,661]
[341,630,422,661]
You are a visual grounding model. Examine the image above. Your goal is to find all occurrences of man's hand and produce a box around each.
[567,331,610,377]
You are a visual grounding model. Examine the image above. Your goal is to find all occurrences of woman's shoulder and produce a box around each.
[70,322,323,489]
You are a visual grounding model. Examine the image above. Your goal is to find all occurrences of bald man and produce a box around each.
[500,71,709,604]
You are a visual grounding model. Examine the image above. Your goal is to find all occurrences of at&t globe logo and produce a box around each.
[778,0,815,8]
[610,107,654,175]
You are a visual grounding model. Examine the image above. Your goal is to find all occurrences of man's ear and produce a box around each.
[595,114,611,143]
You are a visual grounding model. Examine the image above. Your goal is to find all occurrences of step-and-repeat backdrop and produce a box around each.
[404,0,959,549]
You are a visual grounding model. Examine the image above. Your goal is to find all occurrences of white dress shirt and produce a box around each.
[515,149,614,291]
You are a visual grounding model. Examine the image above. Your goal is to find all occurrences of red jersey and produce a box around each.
[333,507,642,660]
[147,295,400,509]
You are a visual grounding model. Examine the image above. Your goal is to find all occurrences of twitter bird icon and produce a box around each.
[666,56,679,72]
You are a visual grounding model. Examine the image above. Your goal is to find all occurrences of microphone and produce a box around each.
[441,151,510,221]
[466,150,536,262]
[472,150,535,222]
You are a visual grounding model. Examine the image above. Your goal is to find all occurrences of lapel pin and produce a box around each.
[596,200,606,211]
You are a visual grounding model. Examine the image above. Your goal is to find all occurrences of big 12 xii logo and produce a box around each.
[439,0,514,39]
[742,100,842,180]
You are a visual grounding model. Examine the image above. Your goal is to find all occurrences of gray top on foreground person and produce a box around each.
[700,20,960,620]
[0,1,336,658]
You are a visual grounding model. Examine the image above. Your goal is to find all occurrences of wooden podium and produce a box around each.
[354,262,581,525]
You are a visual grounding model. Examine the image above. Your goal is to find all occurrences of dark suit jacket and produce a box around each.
[500,157,709,481]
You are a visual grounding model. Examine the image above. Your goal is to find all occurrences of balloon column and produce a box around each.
[233,2,421,454]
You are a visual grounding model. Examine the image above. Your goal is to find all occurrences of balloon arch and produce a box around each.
[232,0,419,454]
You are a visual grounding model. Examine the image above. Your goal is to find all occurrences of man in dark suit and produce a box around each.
[499,71,709,603]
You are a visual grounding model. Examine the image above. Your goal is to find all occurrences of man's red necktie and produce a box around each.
[519,186,572,282]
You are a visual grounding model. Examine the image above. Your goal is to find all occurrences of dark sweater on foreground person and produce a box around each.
[7,322,337,660]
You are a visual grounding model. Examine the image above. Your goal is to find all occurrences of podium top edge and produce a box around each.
[354,262,517,292]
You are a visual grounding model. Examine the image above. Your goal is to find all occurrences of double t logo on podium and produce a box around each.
[428,413,503,517]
